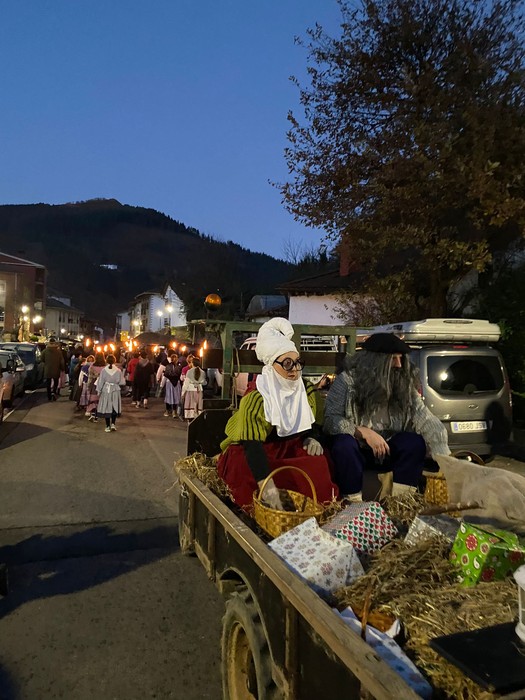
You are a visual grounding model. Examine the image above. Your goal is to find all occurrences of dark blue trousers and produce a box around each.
[329,432,426,495]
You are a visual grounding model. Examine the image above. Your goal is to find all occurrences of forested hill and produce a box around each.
[0,199,293,329]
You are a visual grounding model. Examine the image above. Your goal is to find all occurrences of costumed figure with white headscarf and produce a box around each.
[217,318,339,511]
[324,333,450,501]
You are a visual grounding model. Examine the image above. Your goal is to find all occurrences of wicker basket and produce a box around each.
[424,451,485,506]
[253,466,324,539]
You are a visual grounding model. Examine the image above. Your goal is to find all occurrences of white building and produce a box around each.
[45,293,84,339]
[128,284,186,336]
[277,258,361,326]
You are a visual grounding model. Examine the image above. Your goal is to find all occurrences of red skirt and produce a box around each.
[217,436,339,511]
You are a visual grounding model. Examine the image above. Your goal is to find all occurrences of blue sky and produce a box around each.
[0,1,342,260]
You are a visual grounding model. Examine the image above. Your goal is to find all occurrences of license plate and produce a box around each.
[451,421,487,433]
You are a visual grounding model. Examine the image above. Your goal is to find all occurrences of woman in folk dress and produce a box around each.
[86,352,106,421]
[181,357,206,420]
[79,355,94,413]
[162,352,182,418]
[97,355,126,432]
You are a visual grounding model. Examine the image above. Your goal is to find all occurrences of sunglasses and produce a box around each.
[273,357,306,372]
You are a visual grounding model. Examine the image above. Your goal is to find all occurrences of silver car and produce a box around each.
[412,344,512,456]
[0,342,44,389]
[0,350,27,407]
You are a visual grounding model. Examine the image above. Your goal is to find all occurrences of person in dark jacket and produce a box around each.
[42,337,66,401]
[132,350,155,408]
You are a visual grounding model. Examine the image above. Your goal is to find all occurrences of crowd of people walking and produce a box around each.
[42,340,207,430]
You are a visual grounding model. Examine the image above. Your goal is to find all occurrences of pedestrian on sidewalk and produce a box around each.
[97,354,126,432]
[86,352,106,421]
[42,336,66,401]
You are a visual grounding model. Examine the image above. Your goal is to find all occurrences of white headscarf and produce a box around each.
[254,318,314,437]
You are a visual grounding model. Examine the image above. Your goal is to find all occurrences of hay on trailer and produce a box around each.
[381,491,428,527]
[335,538,518,699]
[175,452,233,500]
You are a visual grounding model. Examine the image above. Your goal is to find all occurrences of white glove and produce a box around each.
[259,478,283,510]
[302,437,323,456]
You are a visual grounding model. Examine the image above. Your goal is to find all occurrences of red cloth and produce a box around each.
[126,357,139,382]
[217,436,339,511]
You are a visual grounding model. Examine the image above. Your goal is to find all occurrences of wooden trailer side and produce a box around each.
[179,472,422,700]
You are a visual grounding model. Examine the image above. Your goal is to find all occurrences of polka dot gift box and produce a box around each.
[450,522,525,587]
[269,517,364,597]
[321,501,398,556]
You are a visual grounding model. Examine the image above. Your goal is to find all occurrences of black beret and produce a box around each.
[362,333,410,354]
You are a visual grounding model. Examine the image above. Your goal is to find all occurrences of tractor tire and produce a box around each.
[221,588,280,700]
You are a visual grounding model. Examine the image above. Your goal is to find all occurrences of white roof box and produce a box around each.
[365,318,501,343]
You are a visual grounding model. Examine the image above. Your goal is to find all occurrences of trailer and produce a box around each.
[180,321,424,699]
[178,471,422,700]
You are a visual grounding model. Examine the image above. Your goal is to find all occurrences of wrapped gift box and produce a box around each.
[450,522,525,586]
[322,501,398,555]
[336,607,432,699]
[405,515,461,548]
[268,517,364,596]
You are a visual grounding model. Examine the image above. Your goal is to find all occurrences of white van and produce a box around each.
[358,319,513,456]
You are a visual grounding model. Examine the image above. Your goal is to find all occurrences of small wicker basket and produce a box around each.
[253,466,324,539]
[424,451,485,506]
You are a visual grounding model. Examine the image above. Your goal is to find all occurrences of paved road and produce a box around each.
[0,389,223,700]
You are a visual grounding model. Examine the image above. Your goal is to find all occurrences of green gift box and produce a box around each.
[449,522,525,586]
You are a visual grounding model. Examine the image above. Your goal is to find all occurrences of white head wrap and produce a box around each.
[255,318,297,366]
[254,318,314,437]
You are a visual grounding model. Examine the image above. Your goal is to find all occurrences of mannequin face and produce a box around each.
[273,351,301,381]
[391,353,402,368]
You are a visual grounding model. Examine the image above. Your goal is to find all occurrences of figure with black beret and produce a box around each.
[323,332,450,501]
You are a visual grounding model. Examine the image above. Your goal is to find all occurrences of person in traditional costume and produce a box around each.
[324,333,450,501]
[217,318,339,511]
[181,357,206,420]
[97,354,126,432]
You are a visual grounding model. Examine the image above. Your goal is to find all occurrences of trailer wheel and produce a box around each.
[222,588,279,700]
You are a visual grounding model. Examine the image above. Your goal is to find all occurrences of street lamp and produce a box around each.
[18,305,31,341]
[156,309,163,331]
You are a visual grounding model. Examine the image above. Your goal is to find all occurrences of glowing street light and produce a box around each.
[33,315,42,324]
[21,305,29,314]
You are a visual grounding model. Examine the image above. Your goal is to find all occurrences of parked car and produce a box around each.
[358,318,513,457]
[0,350,26,407]
[0,342,44,389]
[0,380,5,423]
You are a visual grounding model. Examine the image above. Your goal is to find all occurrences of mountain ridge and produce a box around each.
[0,199,293,330]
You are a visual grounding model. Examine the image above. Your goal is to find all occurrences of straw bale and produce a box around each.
[335,538,518,699]
[381,491,428,527]
[174,452,233,500]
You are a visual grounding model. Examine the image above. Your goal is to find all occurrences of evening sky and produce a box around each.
[0,1,342,259]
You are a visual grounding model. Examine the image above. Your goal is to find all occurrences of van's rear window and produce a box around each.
[426,355,503,395]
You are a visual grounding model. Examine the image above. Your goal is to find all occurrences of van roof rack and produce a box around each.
[358,318,501,343]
